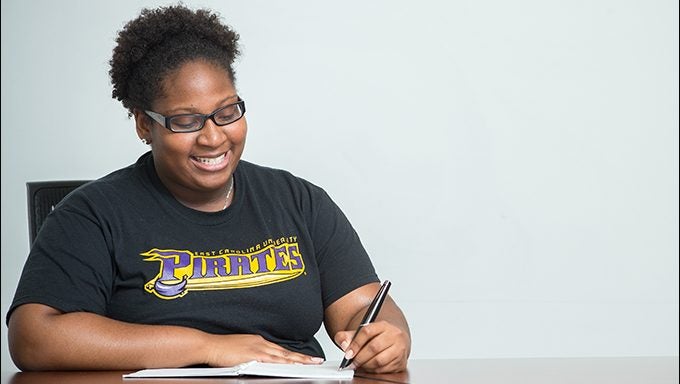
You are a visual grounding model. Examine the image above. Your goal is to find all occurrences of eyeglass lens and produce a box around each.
[169,102,244,132]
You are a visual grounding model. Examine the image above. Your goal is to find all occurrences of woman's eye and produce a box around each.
[171,117,200,129]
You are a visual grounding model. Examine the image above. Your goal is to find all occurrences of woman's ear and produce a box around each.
[133,109,152,144]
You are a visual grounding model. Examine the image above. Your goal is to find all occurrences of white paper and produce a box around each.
[123,361,354,380]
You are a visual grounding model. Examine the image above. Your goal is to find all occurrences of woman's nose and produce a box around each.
[196,119,227,146]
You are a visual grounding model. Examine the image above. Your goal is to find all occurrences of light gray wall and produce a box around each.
[1,0,678,372]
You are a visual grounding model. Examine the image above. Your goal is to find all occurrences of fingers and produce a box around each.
[337,321,409,373]
[334,330,355,352]
[208,334,324,367]
[258,343,324,365]
[359,346,405,373]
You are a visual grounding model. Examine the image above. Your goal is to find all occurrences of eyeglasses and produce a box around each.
[145,98,246,133]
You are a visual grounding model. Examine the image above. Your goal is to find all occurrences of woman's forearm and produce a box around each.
[9,303,209,371]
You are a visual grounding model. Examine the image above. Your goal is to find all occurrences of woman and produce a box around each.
[7,5,410,373]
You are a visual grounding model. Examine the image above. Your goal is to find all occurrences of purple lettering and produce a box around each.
[156,250,191,280]
[287,244,304,270]
[191,256,204,278]
[250,249,271,273]
[204,257,228,277]
[273,245,290,271]
[227,255,253,276]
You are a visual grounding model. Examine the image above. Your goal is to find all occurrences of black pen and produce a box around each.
[338,280,392,370]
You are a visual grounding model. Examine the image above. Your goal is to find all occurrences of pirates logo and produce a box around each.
[142,240,304,299]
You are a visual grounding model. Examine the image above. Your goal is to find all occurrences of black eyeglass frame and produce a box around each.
[144,98,246,133]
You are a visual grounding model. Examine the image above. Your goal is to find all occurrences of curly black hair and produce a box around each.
[109,4,240,115]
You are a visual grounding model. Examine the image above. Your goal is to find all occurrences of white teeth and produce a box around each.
[195,154,225,165]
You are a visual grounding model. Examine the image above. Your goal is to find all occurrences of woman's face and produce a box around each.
[134,60,247,204]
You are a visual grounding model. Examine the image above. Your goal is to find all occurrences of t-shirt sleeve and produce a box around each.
[7,188,113,324]
[308,187,379,308]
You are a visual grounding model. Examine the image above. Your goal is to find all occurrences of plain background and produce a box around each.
[1,0,678,372]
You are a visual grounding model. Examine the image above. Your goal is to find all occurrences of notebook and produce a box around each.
[123,360,354,380]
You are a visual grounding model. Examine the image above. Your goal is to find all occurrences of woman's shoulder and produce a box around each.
[238,160,322,192]
[65,155,152,205]
[238,159,294,177]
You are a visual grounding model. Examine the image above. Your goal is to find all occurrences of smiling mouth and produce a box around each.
[193,153,226,165]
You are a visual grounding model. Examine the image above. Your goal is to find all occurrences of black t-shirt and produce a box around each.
[8,152,378,357]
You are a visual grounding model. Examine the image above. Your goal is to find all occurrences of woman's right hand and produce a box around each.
[204,334,324,367]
